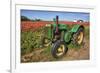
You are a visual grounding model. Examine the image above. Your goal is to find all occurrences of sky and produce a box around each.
[21,9,90,22]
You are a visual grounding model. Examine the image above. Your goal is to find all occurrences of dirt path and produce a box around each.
[61,38,90,61]
[21,37,89,63]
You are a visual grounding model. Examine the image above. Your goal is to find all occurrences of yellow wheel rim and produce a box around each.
[44,39,48,43]
[56,45,65,56]
[44,38,50,47]
[77,32,83,44]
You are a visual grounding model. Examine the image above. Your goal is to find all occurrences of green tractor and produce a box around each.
[42,16,84,58]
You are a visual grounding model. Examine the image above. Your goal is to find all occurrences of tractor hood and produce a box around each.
[52,23,69,31]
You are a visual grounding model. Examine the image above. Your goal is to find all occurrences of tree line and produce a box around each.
[21,16,42,21]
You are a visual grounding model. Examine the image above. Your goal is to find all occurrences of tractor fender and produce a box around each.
[70,24,84,33]
[64,31,73,43]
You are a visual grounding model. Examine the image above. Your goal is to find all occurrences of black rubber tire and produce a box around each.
[51,40,68,58]
[72,27,84,45]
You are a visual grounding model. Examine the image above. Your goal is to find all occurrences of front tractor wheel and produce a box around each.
[72,27,84,45]
[51,40,68,58]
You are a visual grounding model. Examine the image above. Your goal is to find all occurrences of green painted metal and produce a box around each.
[58,24,68,30]
[53,18,57,24]
[52,24,68,31]
[46,24,82,43]
[48,27,52,39]
[63,24,82,43]
[45,24,52,39]
[53,18,68,31]
[46,23,68,41]
[70,24,81,33]
[64,31,73,43]
[45,16,83,44]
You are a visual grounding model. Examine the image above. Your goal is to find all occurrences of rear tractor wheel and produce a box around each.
[72,27,84,45]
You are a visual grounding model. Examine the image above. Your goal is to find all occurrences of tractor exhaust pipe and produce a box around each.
[56,16,59,25]
[55,16,59,34]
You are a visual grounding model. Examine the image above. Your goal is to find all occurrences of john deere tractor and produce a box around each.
[42,16,84,58]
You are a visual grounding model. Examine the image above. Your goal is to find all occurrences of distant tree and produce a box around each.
[34,18,42,21]
[21,16,43,21]
[21,16,30,21]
